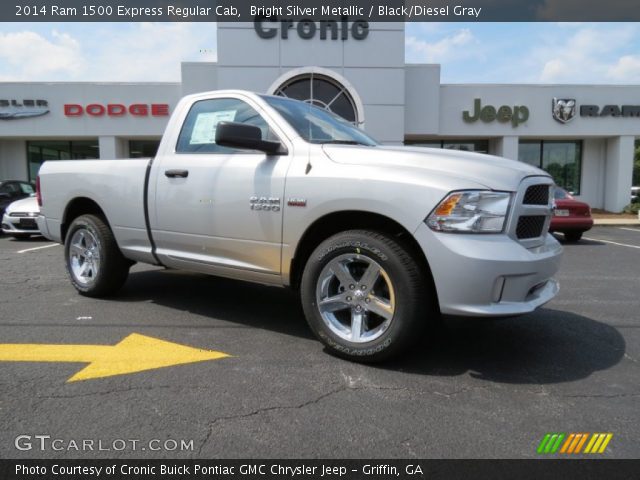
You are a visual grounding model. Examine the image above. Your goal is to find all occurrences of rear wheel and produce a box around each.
[65,214,130,296]
[564,231,583,242]
[300,230,433,362]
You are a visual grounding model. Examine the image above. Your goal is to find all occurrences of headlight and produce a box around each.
[426,190,512,233]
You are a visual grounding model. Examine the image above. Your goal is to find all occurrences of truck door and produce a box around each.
[151,96,292,282]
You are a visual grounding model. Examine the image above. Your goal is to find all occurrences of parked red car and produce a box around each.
[549,188,593,242]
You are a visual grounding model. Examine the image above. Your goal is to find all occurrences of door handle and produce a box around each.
[165,169,189,178]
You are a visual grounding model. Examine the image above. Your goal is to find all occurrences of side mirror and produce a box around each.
[215,122,285,155]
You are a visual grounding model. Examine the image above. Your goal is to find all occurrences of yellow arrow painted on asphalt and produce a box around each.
[0,333,230,382]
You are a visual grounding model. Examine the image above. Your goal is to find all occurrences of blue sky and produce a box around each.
[405,23,640,83]
[1,22,640,83]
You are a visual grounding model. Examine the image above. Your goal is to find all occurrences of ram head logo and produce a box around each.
[552,98,576,124]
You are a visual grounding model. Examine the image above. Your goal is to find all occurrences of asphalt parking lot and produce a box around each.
[0,226,638,459]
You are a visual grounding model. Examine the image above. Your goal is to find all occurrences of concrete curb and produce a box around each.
[593,219,640,226]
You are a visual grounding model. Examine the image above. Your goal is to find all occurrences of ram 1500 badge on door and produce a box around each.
[37,90,563,361]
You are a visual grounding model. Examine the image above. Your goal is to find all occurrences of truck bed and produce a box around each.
[38,159,155,263]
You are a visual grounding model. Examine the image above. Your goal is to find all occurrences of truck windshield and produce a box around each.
[262,95,378,146]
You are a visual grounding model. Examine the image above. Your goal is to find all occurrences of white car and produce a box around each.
[632,186,640,203]
[2,196,41,239]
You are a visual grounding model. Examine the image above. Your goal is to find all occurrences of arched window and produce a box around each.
[273,73,359,124]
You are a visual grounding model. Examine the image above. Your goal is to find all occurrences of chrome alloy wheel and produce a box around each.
[69,229,101,285]
[316,253,396,343]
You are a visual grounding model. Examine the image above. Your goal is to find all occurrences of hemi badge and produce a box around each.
[287,198,307,207]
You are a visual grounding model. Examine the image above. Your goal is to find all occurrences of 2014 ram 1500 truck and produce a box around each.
[37,90,563,361]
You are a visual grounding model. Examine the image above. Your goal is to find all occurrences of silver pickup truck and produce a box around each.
[37,90,562,361]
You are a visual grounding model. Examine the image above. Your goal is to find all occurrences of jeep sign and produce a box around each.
[463,98,529,127]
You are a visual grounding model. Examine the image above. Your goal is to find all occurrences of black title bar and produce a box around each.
[1,460,640,480]
[2,0,639,22]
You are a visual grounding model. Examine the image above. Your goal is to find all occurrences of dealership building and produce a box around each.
[0,22,637,211]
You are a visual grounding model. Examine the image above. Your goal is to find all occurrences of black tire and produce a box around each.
[64,214,130,297]
[300,230,433,362]
[11,233,31,240]
[564,231,583,242]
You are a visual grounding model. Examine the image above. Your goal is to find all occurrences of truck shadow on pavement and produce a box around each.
[382,309,626,384]
[117,269,314,339]
[119,270,625,385]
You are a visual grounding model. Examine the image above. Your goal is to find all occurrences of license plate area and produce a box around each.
[554,209,569,217]
[18,218,37,229]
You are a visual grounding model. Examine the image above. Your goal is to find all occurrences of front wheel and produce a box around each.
[65,214,130,297]
[300,230,433,362]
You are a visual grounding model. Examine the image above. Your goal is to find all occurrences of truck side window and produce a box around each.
[176,98,277,154]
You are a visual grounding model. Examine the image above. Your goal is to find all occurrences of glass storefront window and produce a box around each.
[519,140,582,194]
[129,140,160,158]
[517,142,541,168]
[27,140,99,181]
[408,141,442,150]
[405,139,489,153]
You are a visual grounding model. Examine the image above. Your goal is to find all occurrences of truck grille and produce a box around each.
[507,178,554,247]
[523,185,549,205]
[516,215,546,239]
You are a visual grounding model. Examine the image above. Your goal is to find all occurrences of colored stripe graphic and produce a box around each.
[597,434,613,453]
[537,433,565,454]
[540,433,613,454]
[559,433,575,454]
[545,434,558,453]
[563,433,581,454]
[574,433,589,453]
[584,434,598,453]
[568,433,582,453]
[585,433,614,454]
[550,433,565,453]
[537,434,552,454]
[591,434,606,453]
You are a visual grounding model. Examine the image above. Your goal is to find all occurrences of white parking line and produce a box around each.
[619,227,640,233]
[17,243,59,254]
[583,237,640,250]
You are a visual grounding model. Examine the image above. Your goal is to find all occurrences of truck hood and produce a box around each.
[322,144,550,191]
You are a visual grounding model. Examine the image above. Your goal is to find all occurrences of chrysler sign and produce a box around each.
[0,99,49,120]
